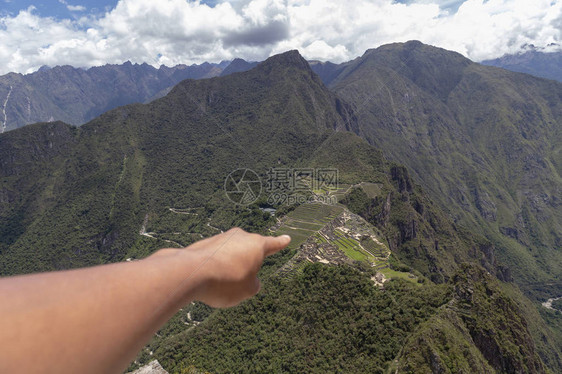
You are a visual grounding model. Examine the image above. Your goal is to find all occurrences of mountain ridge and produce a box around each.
[0,60,229,133]
[482,50,562,83]
[325,41,562,295]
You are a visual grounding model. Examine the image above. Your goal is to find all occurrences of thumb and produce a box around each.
[263,235,291,257]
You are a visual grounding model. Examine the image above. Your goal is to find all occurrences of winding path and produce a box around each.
[139,208,223,247]
[139,213,183,247]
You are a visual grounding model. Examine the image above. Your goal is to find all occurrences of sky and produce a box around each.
[0,0,560,74]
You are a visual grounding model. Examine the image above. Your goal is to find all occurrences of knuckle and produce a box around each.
[228,227,243,234]
[249,232,261,241]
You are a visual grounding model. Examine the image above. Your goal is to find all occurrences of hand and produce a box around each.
[182,228,291,308]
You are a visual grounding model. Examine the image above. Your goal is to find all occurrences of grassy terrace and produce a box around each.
[274,203,344,250]
[359,182,382,198]
[330,184,352,202]
[312,183,352,202]
[273,202,382,265]
[379,268,419,284]
[273,201,416,283]
[360,237,388,257]
[333,229,368,261]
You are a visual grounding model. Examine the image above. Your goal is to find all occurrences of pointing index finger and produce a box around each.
[263,235,291,257]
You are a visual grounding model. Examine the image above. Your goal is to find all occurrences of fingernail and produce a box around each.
[279,234,291,242]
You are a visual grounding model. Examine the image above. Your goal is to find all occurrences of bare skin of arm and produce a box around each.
[0,228,291,374]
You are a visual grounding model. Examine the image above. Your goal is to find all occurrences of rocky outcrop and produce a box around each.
[131,360,168,374]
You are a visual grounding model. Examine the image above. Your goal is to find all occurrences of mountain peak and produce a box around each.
[220,58,258,77]
[363,39,423,54]
[259,50,310,71]
[365,40,469,62]
[351,41,472,101]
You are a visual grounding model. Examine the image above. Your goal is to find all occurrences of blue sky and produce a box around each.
[1,0,465,19]
[0,0,219,18]
[1,0,117,19]
[0,0,560,74]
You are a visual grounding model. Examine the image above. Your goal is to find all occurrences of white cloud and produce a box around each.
[0,0,560,74]
[58,0,86,12]
[67,5,87,12]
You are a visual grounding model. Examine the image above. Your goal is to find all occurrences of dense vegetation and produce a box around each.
[156,265,449,373]
[397,265,547,373]
[0,50,346,274]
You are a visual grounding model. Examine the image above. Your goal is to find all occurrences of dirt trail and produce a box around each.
[139,208,222,248]
[206,220,223,233]
[139,213,183,247]
[168,208,198,215]
[542,296,562,311]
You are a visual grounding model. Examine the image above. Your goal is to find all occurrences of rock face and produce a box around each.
[0,61,229,132]
[131,360,168,374]
[397,265,548,373]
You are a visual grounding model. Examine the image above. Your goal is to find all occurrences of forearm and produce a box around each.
[0,248,206,374]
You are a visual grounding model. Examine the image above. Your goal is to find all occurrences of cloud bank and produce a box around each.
[0,0,560,74]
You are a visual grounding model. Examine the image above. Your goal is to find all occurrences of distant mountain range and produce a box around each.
[1,43,562,372]
[0,58,258,133]
[0,60,231,133]
[482,50,562,82]
[3,48,562,135]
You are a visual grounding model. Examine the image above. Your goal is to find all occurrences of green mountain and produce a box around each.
[0,50,560,373]
[327,41,562,298]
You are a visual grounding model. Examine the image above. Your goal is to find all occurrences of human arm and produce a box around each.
[0,228,290,374]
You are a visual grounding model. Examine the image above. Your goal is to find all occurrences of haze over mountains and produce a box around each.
[483,49,562,83]
[1,42,562,372]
